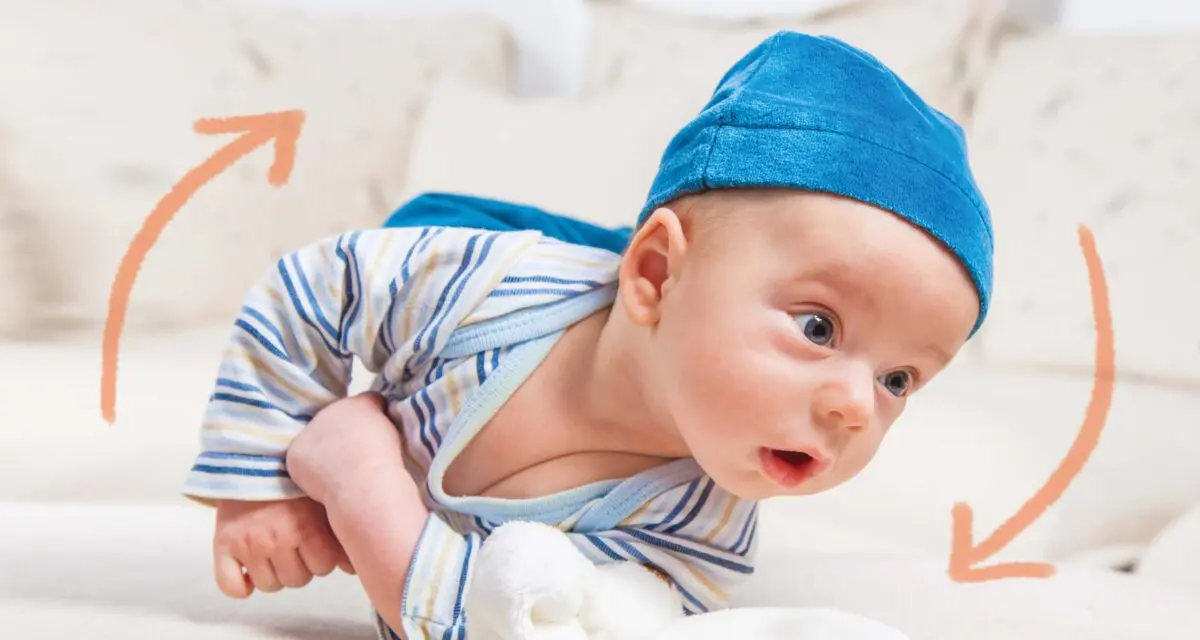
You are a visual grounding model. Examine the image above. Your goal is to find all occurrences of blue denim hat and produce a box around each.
[639,32,994,334]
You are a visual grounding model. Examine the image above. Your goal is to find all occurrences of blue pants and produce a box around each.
[381,192,632,255]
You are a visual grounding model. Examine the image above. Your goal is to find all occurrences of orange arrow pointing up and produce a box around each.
[100,110,305,425]
[948,224,1115,583]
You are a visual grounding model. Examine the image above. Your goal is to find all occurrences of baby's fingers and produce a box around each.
[298,536,339,578]
[272,548,314,589]
[338,554,357,576]
[245,557,283,593]
[214,552,253,599]
[313,537,356,575]
[301,513,354,576]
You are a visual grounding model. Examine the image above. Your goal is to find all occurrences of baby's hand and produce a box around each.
[286,392,406,507]
[212,497,353,598]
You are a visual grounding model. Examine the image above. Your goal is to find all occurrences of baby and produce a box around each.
[183,32,993,639]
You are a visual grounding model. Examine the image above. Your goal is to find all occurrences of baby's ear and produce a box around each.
[618,207,688,326]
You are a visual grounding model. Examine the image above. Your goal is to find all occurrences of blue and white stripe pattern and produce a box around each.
[181,226,758,639]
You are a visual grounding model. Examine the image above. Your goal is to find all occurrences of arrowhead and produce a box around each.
[193,110,305,186]
[948,502,1056,583]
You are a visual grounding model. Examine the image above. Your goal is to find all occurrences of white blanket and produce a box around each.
[4,503,1200,639]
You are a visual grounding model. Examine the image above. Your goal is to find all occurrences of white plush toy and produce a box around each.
[465,521,910,640]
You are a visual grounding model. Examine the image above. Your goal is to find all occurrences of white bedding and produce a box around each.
[2,503,1199,639]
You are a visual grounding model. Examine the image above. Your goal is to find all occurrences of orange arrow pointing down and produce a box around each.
[949,224,1115,582]
[100,110,305,425]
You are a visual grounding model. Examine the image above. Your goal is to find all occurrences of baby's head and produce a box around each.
[614,33,993,500]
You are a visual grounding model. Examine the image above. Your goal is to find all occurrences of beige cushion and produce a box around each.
[970,32,1200,386]
[401,77,700,228]
[0,0,511,336]
[0,179,32,337]
[582,0,1007,124]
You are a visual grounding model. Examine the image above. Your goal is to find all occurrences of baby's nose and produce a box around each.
[811,364,874,432]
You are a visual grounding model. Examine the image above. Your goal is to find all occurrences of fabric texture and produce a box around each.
[641,31,994,333]
[182,227,758,639]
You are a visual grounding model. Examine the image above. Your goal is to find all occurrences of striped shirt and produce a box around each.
[182,226,758,639]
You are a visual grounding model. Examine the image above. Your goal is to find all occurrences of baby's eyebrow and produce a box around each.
[793,264,880,312]
[920,343,954,366]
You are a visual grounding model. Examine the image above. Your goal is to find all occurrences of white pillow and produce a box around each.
[619,0,856,20]
[0,0,512,336]
[969,31,1200,387]
[582,0,1007,124]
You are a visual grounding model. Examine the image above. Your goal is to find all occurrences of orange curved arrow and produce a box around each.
[100,110,305,425]
[948,224,1114,583]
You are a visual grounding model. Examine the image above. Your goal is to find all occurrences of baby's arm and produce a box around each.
[285,392,428,635]
[195,229,431,597]
[186,229,417,501]
[183,226,537,502]
[184,226,538,598]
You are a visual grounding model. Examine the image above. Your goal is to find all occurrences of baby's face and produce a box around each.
[646,190,979,500]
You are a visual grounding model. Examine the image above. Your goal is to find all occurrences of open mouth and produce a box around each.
[759,447,823,488]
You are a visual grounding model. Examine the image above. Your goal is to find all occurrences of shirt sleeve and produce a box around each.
[394,515,484,640]
[182,226,539,503]
[389,482,758,639]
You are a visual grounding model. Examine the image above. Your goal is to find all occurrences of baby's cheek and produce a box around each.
[665,346,742,443]
[677,339,759,407]
[667,303,783,417]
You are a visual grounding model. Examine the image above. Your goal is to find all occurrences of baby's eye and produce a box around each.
[878,370,912,397]
[793,312,836,346]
